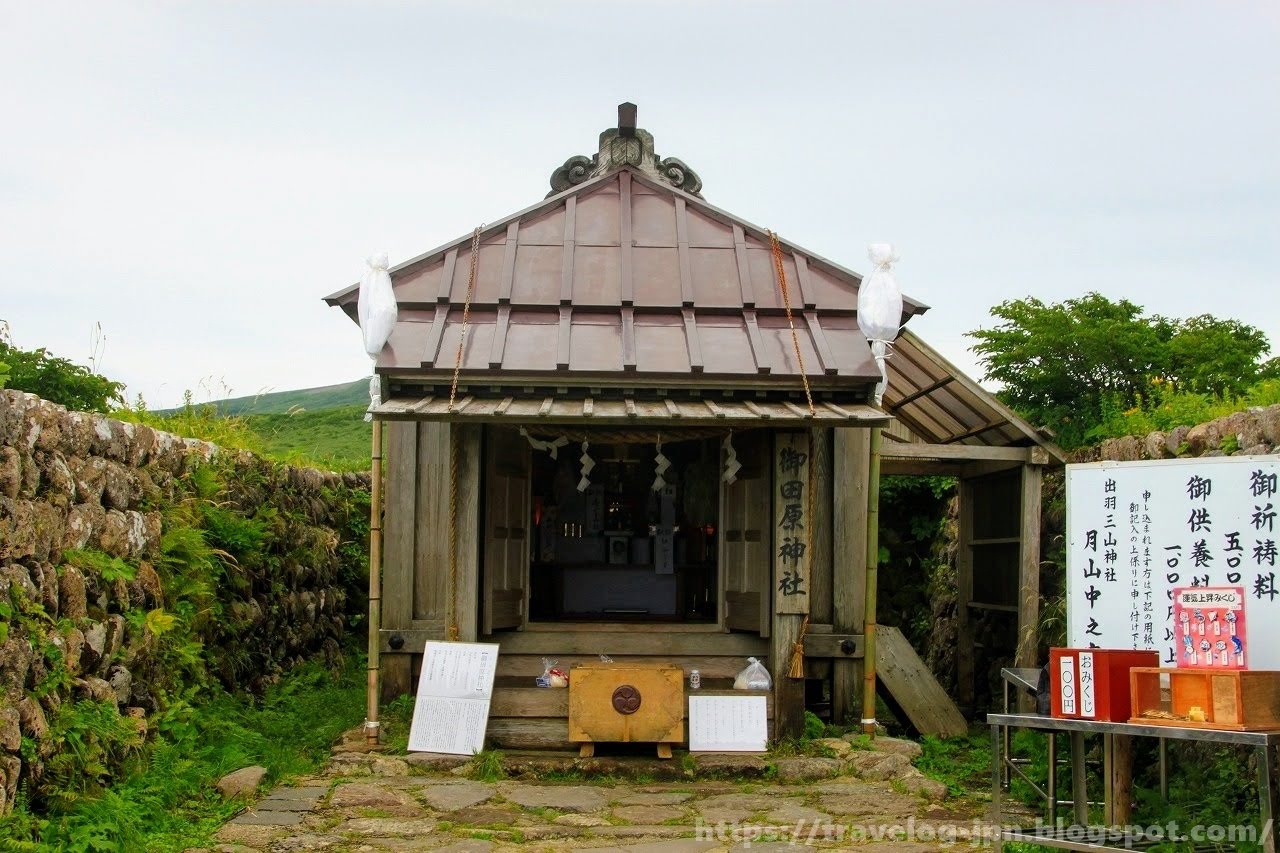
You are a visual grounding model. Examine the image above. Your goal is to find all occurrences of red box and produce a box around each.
[1049,648,1159,721]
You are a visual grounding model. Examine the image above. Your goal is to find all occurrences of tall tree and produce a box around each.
[967,293,1272,446]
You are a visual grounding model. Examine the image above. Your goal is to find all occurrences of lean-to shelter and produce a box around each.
[324,105,1064,744]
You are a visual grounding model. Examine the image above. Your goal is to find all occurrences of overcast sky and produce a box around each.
[2,1,1276,409]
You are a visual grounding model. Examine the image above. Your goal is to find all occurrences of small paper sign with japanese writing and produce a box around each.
[1172,586,1247,669]
[774,432,810,615]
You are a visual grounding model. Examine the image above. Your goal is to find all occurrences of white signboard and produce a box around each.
[408,641,499,755]
[1067,457,1279,668]
[688,695,768,752]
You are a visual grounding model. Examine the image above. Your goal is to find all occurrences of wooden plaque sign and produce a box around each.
[774,431,811,615]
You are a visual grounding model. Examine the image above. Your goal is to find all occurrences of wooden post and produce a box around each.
[1111,734,1133,824]
[956,478,976,711]
[772,431,811,738]
[861,426,883,735]
[380,421,417,701]
[833,428,869,725]
[1017,464,1043,712]
[365,419,383,745]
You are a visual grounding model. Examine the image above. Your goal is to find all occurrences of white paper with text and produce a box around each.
[408,641,499,755]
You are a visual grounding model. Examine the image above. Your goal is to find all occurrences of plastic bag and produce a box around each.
[536,658,568,688]
[733,657,772,691]
[358,252,398,359]
[856,243,902,344]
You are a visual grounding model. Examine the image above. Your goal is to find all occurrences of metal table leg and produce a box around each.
[1048,731,1058,827]
[1159,738,1168,803]
[992,723,1004,852]
[1103,734,1114,826]
[1260,744,1277,853]
[1071,731,1088,826]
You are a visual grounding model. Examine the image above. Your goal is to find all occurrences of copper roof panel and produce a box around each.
[391,258,445,306]
[448,243,505,304]
[436,314,496,370]
[569,315,624,371]
[502,314,558,371]
[697,319,759,374]
[757,316,823,375]
[689,248,744,308]
[630,192,677,246]
[573,188,620,246]
[378,312,433,369]
[572,245,622,305]
[511,245,562,304]
[516,206,566,245]
[821,316,882,377]
[633,318,690,373]
[630,247,683,307]
[684,207,735,248]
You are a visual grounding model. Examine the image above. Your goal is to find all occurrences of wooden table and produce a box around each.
[988,713,1280,852]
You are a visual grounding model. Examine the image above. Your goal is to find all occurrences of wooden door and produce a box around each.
[721,430,771,637]
[483,427,530,633]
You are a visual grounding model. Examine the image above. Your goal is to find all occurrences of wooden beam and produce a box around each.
[497,221,519,304]
[802,633,864,659]
[888,376,954,410]
[809,429,834,625]
[620,171,635,306]
[942,420,1007,444]
[832,428,869,725]
[560,195,576,305]
[881,442,1037,463]
[1016,464,1043,711]
[675,196,695,307]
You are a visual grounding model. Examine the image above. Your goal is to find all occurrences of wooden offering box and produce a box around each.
[568,663,684,758]
[1049,648,1159,721]
[1130,668,1280,731]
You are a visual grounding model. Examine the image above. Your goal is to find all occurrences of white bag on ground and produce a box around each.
[734,657,772,691]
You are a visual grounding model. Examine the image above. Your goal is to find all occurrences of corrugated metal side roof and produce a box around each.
[882,329,1065,462]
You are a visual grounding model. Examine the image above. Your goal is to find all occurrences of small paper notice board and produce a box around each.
[407,641,499,755]
[688,695,768,752]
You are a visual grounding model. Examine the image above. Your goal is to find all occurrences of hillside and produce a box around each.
[244,404,371,471]
[201,379,368,415]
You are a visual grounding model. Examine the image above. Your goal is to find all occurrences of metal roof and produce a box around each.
[882,329,1066,462]
[325,166,928,391]
[371,394,890,428]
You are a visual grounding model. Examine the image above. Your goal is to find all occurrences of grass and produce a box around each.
[1088,378,1280,445]
[116,399,371,472]
[0,656,365,852]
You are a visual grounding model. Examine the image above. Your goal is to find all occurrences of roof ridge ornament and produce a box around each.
[548,102,704,198]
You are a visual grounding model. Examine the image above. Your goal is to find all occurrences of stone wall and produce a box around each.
[0,390,370,814]
[1078,404,1280,463]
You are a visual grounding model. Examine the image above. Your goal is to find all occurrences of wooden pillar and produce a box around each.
[832,428,870,725]
[380,421,418,701]
[1016,463,1043,711]
[956,477,975,711]
[1111,734,1134,824]
[772,431,810,739]
[452,424,482,642]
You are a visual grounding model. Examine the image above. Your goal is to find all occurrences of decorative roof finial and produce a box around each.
[548,103,703,198]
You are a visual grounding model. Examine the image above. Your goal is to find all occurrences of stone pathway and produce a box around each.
[204,736,1003,851]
